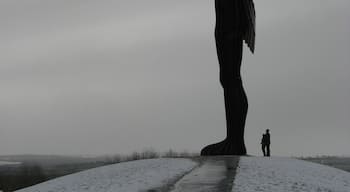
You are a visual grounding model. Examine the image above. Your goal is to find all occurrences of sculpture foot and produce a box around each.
[201,139,246,156]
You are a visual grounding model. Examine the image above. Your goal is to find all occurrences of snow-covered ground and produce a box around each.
[233,157,350,192]
[13,157,350,192]
[0,161,21,166]
[16,158,197,192]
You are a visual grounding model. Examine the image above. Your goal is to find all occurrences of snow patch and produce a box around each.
[0,161,21,166]
[233,157,350,192]
[16,158,197,192]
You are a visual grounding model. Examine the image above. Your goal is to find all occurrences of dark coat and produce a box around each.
[261,133,270,145]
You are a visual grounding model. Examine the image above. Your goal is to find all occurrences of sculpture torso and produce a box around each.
[214,0,255,53]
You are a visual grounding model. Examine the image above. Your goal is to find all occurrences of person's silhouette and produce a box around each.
[261,129,270,156]
[201,0,256,156]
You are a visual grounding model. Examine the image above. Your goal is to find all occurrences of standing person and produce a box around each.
[201,0,256,156]
[261,129,271,156]
[261,133,266,156]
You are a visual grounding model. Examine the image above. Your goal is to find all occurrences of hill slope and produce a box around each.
[233,157,350,192]
[15,157,350,192]
[15,158,197,192]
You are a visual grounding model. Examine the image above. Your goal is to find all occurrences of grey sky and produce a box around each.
[0,0,349,156]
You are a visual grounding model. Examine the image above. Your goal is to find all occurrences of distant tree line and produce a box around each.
[103,149,198,164]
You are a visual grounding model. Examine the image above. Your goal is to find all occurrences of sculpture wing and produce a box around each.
[243,0,256,53]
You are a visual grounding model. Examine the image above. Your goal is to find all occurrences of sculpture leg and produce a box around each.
[201,35,248,156]
[201,0,248,156]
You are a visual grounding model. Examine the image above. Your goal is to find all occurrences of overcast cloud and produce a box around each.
[0,0,349,156]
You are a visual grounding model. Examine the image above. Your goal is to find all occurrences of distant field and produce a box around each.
[0,155,111,192]
[301,156,350,172]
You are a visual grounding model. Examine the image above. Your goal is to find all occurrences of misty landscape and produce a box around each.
[1,0,349,191]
